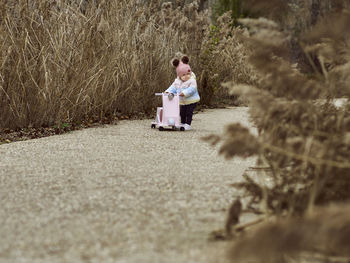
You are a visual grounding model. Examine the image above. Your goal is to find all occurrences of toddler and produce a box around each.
[165,56,200,131]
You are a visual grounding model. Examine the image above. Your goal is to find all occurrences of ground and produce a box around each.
[0,107,256,263]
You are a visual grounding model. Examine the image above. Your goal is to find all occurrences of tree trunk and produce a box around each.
[310,0,321,25]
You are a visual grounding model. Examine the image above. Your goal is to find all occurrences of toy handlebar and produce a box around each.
[154,92,178,96]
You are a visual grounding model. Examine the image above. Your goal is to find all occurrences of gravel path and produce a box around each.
[0,107,256,263]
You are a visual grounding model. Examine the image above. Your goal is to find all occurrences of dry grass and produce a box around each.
[0,0,254,130]
[1,0,178,129]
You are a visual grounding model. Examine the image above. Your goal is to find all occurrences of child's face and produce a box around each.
[180,72,191,82]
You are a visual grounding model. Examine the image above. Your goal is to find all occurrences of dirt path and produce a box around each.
[0,107,256,263]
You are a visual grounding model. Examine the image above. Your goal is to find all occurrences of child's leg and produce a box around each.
[185,103,197,125]
[180,105,186,124]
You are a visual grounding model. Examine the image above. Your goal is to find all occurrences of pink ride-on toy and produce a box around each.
[151,93,185,131]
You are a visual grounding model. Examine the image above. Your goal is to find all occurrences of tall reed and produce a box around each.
[1,0,254,130]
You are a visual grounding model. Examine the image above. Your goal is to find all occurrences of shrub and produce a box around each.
[230,203,350,263]
[212,0,246,24]
[198,12,257,106]
[205,0,350,252]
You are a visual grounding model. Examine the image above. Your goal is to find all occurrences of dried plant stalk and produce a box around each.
[0,0,254,130]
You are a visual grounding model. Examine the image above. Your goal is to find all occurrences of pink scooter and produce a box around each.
[151,93,185,131]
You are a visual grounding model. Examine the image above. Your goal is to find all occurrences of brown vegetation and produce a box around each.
[206,0,350,214]
[204,0,350,261]
[0,0,253,132]
[230,203,350,263]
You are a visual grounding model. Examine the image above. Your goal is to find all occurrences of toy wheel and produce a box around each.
[151,124,156,129]
[180,127,185,131]
[159,126,164,131]
[172,126,176,131]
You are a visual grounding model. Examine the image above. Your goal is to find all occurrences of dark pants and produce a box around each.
[180,103,197,125]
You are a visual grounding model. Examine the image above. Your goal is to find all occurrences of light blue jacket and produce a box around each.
[165,73,200,105]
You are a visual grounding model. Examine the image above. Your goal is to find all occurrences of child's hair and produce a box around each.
[172,55,191,77]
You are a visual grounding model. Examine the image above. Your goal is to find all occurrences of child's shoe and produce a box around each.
[184,124,192,131]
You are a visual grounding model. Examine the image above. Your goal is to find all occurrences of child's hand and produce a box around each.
[168,93,174,100]
[179,93,184,97]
